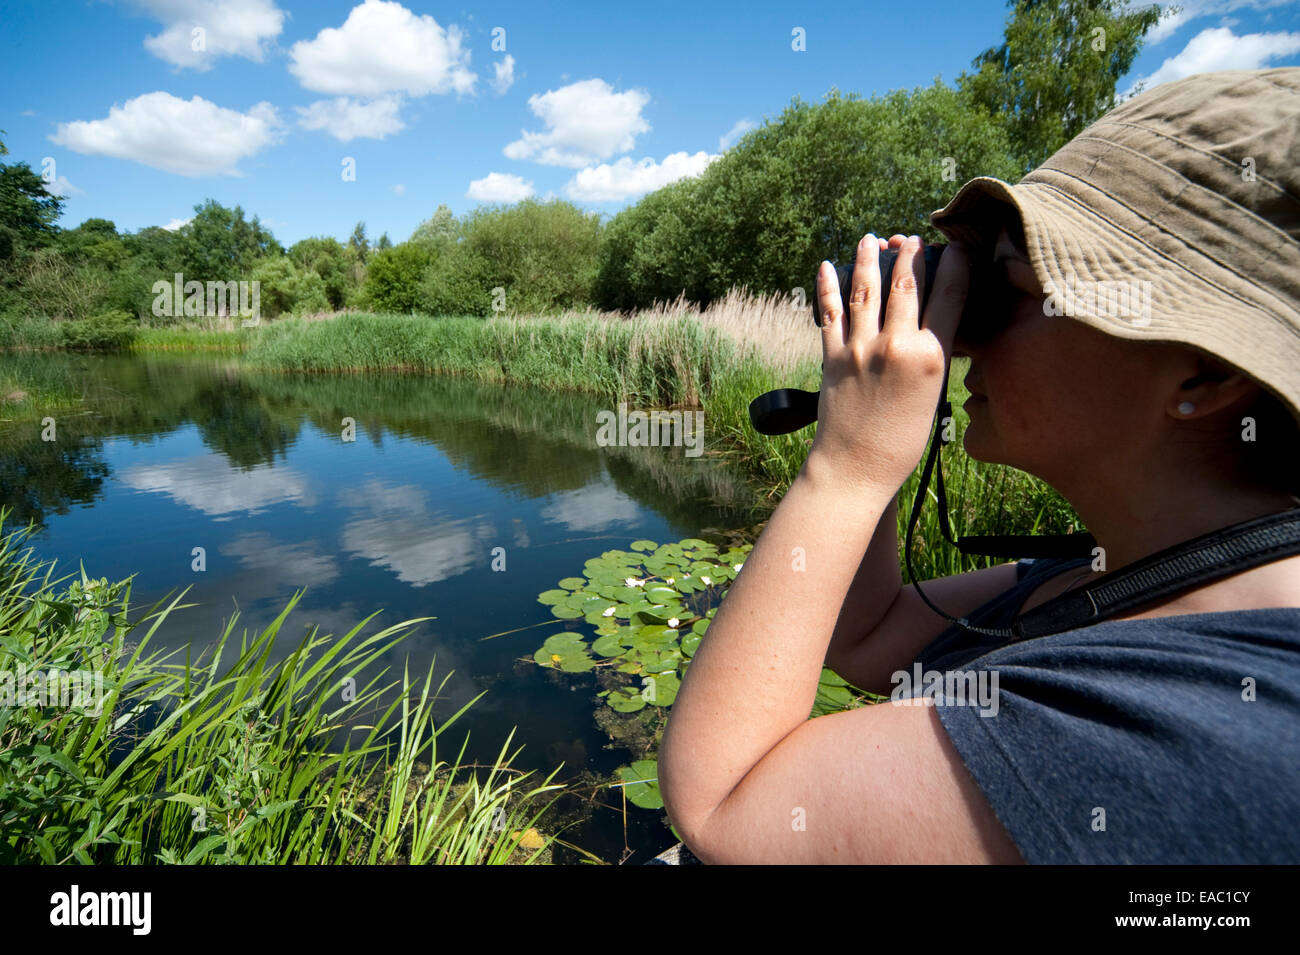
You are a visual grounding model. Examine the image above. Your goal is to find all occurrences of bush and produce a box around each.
[362,243,434,314]
[418,245,495,317]
[58,309,137,351]
[415,200,602,317]
[251,256,330,318]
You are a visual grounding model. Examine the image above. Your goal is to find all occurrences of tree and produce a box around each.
[289,236,350,309]
[347,222,370,263]
[410,204,458,251]
[595,81,1022,309]
[251,256,330,318]
[175,199,281,279]
[375,232,392,251]
[0,158,64,266]
[362,242,433,313]
[419,199,601,316]
[958,0,1165,174]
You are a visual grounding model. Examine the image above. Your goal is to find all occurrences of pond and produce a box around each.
[0,350,769,863]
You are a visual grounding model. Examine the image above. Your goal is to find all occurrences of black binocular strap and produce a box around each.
[904,362,1300,640]
[1010,505,1300,641]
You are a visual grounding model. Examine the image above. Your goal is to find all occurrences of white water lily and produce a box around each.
[625,577,644,587]
[733,563,744,572]
[668,618,680,628]
[700,576,712,586]
[666,577,675,585]
[602,606,617,617]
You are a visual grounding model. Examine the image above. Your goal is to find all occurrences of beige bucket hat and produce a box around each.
[930,67,1300,427]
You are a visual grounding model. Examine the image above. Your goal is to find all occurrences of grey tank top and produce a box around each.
[909,557,1300,863]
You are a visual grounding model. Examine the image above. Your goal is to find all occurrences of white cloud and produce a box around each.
[288,0,475,96]
[133,0,286,70]
[296,95,405,141]
[492,54,516,94]
[467,172,534,202]
[337,479,488,586]
[504,78,650,167]
[719,119,756,150]
[20,109,35,117]
[393,183,405,195]
[1133,1,1300,45]
[119,454,314,515]
[564,151,718,202]
[1124,26,1300,96]
[50,92,281,177]
[43,175,83,197]
[540,480,641,532]
[162,217,192,231]
[223,533,340,587]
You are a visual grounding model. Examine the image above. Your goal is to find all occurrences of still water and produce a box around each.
[0,351,766,863]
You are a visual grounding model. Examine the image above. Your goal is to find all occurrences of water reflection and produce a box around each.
[0,351,767,862]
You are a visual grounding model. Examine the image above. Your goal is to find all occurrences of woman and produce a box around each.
[658,67,1300,864]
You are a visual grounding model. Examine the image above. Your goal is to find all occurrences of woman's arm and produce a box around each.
[658,456,892,836]
[658,233,1006,860]
[824,490,902,668]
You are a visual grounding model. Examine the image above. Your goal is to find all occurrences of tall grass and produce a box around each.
[0,513,567,864]
[237,300,1078,576]
[16,292,1080,578]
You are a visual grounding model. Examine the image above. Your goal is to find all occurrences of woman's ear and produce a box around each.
[1171,356,1261,419]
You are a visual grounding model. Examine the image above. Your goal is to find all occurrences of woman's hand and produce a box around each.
[803,232,971,497]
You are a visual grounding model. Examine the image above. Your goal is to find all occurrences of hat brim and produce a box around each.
[930,176,1300,425]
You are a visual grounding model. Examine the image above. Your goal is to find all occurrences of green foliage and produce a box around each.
[174,199,281,280]
[534,538,744,713]
[0,159,64,266]
[57,310,137,351]
[251,256,330,318]
[418,245,495,317]
[348,221,370,264]
[0,513,565,865]
[289,236,351,310]
[12,248,110,320]
[419,199,601,317]
[410,203,459,253]
[614,760,663,810]
[958,0,1165,173]
[536,536,880,815]
[595,81,1022,309]
[362,242,434,314]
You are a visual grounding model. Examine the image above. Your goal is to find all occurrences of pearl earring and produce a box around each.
[1178,401,1196,415]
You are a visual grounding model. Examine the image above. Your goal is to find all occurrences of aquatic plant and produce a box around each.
[534,536,870,809]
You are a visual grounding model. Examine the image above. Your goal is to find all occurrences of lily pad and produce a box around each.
[591,633,624,657]
[615,759,662,809]
[640,671,680,706]
[534,632,594,672]
[607,685,647,712]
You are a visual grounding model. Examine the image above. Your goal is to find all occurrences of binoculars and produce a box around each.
[749,242,1004,434]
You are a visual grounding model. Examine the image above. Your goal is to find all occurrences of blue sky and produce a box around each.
[2,0,1299,247]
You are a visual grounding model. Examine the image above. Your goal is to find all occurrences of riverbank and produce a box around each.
[4,292,1081,580]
